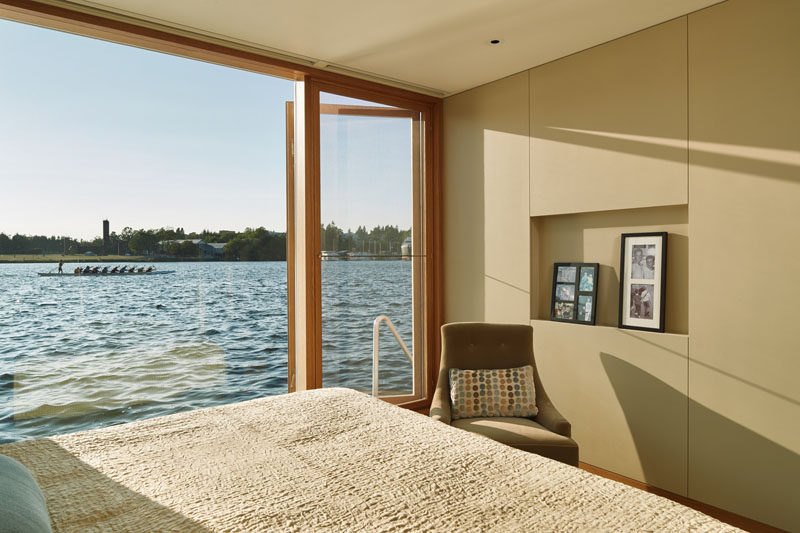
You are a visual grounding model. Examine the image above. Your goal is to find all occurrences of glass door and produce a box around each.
[318,92,424,400]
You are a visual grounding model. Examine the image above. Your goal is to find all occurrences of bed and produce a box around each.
[0,388,739,532]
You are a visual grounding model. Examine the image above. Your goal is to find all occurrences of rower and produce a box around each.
[82,266,91,274]
[91,266,100,274]
[74,267,81,275]
[137,267,144,273]
[101,266,109,274]
[119,266,127,273]
[110,266,119,273]
[145,266,153,273]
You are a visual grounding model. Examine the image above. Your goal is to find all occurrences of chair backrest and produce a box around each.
[440,322,534,370]
[438,322,552,409]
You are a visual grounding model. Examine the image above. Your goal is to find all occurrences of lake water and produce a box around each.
[0,261,413,443]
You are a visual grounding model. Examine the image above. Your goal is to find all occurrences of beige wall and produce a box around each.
[530,17,688,216]
[687,0,800,527]
[442,0,799,529]
[443,72,530,325]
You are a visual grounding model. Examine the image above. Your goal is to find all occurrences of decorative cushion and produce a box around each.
[0,454,53,533]
[449,365,538,420]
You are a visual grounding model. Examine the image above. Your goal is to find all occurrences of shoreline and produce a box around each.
[0,255,285,264]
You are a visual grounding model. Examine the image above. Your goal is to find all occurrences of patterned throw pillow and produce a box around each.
[449,365,538,420]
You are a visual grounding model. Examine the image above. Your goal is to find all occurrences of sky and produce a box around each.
[0,19,413,240]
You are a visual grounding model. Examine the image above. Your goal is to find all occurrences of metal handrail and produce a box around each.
[372,315,413,397]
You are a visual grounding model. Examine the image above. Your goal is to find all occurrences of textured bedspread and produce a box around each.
[0,388,739,532]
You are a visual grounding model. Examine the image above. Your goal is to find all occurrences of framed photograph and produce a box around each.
[618,232,667,332]
[550,262,599,325]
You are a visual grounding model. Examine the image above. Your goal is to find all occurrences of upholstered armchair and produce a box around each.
[430,322,579,466]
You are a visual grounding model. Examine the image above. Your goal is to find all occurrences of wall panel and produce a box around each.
[443,72,530,324]
[530,18,688,216]
[688,1,800,530]
[533,320,688,495]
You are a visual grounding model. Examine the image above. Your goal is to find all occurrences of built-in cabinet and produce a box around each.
[528,15,691,499]
[444,1,800,530]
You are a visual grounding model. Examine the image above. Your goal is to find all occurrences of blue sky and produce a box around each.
[0,19,412,240]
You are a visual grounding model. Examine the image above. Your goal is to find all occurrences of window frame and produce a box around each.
[0,0,443,410]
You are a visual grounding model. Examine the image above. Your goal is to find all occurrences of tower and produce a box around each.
[103,219,110,254]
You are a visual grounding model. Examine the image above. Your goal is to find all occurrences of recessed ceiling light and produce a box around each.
[488,39,503,45]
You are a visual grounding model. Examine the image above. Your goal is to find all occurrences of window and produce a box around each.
[289,80,439,407]
[0,18,294,442]
[0,3,442,442]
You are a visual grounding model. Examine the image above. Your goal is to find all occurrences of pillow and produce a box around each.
[449,365,538,420]
[0,454,53,533]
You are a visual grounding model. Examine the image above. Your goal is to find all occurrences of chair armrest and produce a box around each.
[535,399,571,438]
[429,382,451,424]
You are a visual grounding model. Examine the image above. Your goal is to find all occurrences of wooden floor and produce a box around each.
[579,462,785,533]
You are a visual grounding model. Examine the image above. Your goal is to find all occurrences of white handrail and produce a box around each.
[372,315,413,397]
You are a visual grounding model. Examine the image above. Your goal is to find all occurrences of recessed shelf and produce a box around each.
[530,205,688,335]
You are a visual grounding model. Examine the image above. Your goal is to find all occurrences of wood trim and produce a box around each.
[319,104,417,119]
[309,78,443,403]
[310,79,434,114]
[303,80,322,389]
[429,100,444,403]
[0,0,443,103]
[579,462,787,533]
[285,102,296,393]
[411,113,424,399]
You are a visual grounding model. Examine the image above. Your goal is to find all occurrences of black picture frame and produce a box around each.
[618,232,668,332]
[550,262,599,325]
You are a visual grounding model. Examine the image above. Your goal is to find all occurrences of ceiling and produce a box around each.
[65,0,724,96]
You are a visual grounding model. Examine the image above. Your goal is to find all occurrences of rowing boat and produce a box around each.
[38,270,175,277]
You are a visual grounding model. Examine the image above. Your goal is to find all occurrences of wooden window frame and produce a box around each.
[0,0,443,410]
[300,93,427,404]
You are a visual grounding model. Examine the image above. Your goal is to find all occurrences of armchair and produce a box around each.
[430,322,579,466]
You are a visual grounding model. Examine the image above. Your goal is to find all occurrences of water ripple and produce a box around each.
[0,261,414,443]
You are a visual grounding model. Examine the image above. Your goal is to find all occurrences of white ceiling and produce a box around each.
[66,0,724,96]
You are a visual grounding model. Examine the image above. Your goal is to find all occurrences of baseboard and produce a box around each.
[579,462,786,533]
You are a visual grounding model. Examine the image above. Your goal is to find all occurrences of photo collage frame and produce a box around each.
[550,262,599,325]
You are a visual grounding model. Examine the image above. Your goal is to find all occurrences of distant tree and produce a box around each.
[224,227,285,261]
[128,230,157,255]
[167,240,199,257]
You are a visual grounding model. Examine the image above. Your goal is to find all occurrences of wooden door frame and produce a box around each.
[295,78,442,407]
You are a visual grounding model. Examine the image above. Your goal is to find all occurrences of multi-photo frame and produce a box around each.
[550,262,599,325]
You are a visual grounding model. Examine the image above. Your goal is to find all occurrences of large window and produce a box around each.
[0,2,442,443]
[0,18,294,442]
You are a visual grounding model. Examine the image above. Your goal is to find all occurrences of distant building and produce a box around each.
[205,243,226,258]
[158,239,225,259]
[401,236,412,259]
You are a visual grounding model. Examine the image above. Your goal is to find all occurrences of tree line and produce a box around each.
[0,227,286,261]
[321,222,410,254]
[0,221,408,259]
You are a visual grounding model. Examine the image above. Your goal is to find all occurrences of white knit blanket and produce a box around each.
[0,388,739,532]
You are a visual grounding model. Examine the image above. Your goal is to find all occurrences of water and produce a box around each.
[0,261,413,443]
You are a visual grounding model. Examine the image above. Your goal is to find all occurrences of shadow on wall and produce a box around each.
[538,127,800,185]
[600,352,800,530]
[0,438,212,532]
